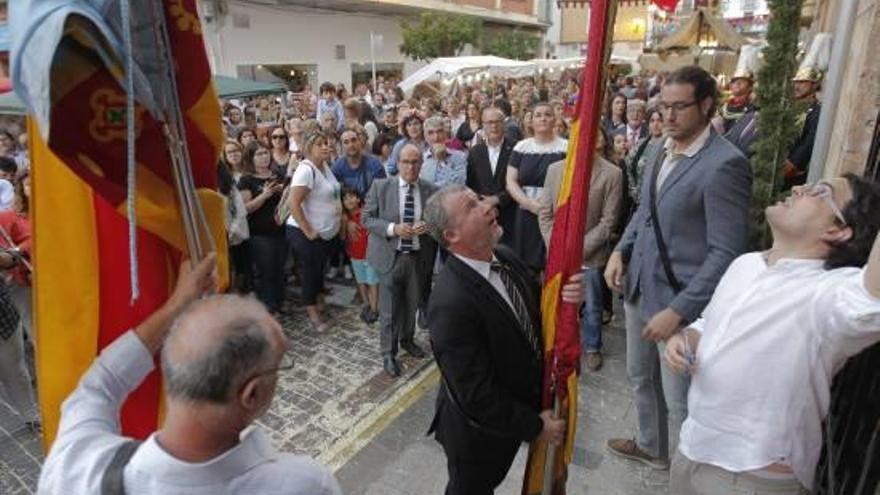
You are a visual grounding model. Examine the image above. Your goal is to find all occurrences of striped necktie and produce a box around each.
[491,261,541,359]
[400,184,415,252]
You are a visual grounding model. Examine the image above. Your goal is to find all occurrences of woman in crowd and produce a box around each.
[238,127,257,148]
[455,101,482,148]
[0,173,40,433]
[522,110,534,138]
[626,107,665,207]
[554,119,570,140]
[268,125,294,174]
[372,134,395,175]
[505,102,568,272]
[603,92,628,136]
[219,141,252,292]
[386,114,426,175]
[610,129,628,167]
[237,142,287,314]
[286,132,342,333]
[286,117,305,161]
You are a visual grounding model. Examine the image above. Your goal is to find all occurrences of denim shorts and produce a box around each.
[351,259,379,286]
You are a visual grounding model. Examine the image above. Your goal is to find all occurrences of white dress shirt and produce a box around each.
[679,252,880,489]
[38,331,342,495]
[385,177,423,251]
[486,141,503,175]
[453,253,515,314]
[656,124,711,190]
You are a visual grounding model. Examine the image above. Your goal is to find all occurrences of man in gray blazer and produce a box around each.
[364,144,439,378]
[604,66,752,469]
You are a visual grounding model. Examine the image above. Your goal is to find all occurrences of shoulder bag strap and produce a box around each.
[100,440,143,495]
[648,149,683,294]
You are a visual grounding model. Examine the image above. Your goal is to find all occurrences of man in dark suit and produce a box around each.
[423,184,583,494]
[364,144,439,378]
[466,107,516,246]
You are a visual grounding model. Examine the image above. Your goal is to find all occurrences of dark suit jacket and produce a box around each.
[467,139,516,243]
[428,245,544,463]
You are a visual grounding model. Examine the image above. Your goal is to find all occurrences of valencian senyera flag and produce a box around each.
[522,1,617,493]
[11,0,228,448]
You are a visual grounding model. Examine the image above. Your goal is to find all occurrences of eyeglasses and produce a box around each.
[483,119,503,125]
[658,101,699,114]
[800,181,848,226]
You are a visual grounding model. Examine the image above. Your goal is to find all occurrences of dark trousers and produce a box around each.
[229,240,253,292]
[248,234,287,312]
[286,226,332,305]
[379,252,424,357]
[441,442,519,495]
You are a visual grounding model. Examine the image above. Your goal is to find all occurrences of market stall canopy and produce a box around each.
[0,76,288,116]
[398,56,534,95]
[213,75,287,99]
[656,7,746,52]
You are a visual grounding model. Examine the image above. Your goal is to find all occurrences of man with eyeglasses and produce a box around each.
[38,255,342,494]
[605,65,753,470]
[466,107,516,246]
[664,176,880,494]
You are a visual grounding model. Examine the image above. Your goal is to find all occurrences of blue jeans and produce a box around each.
[248,235,288,312]
[580,266,604,352]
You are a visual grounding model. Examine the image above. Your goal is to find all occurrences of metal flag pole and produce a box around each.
[147,0,215,264]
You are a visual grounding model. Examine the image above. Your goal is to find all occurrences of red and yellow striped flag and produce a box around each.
[522,1,617,493]
[24,0,227,448]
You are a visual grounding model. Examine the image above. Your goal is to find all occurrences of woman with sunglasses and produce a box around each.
[268,125,294,175]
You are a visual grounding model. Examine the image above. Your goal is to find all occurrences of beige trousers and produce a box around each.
[670,451,811,495]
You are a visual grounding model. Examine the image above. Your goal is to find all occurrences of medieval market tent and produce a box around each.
[397,56,535,95]
[639,7,747,74]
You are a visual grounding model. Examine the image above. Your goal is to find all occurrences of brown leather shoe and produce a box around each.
[606,438,669,470]
[585,351,603,371]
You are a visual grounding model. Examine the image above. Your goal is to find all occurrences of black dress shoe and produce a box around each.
[383,356,401,377]
[401,341,426,359]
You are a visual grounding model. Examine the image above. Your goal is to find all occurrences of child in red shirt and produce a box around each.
[341,188,379,324]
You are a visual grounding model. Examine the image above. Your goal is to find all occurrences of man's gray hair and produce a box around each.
[424,184,468,247]
[424,115,449,133]
[161,296,274,403]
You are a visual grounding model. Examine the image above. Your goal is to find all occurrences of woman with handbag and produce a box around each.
[219,140,252,293]
[238,142,287,314]
[286,131,342,332]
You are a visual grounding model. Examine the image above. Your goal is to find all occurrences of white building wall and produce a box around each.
[203,1,426,85]
[721,0,771,18]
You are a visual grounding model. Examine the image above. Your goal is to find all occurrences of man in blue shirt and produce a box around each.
[421,116,467,188]
[332,127,387,198]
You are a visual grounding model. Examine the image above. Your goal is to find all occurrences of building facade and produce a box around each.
[200,0,550,90]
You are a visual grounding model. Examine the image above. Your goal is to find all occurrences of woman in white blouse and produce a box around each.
[287,131,342,332]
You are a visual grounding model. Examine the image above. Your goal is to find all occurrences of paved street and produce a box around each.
[0,280,667,494]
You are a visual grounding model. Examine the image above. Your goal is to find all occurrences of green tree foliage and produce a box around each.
[399,13,482,62]
[483,28,540,60]
[750,0,805,249]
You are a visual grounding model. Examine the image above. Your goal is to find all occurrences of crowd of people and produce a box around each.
[2,61,879,495]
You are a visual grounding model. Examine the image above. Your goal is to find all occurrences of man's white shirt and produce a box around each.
[679,252,880,489]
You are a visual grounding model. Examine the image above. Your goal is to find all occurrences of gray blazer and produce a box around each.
[616,131,752,323]
[363,177,439,275]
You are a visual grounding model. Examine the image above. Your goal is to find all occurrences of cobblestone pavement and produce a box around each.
[0,277,435,494]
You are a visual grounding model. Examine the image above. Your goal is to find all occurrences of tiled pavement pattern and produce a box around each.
[0,278,434,494]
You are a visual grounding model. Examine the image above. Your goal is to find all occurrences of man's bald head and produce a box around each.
[161,295,283,404]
